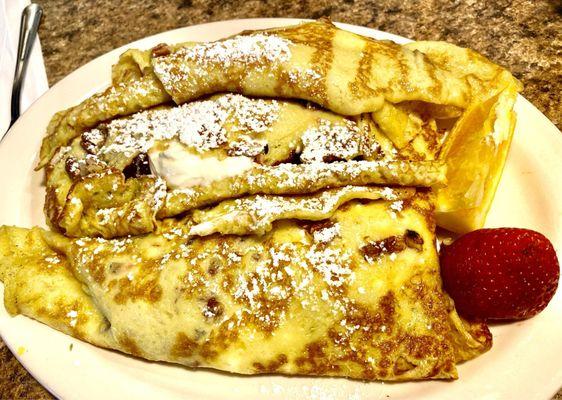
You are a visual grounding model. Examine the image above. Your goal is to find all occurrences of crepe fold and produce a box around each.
[0,191,491,380]
[39,19,513,168]
[35,19,520,238]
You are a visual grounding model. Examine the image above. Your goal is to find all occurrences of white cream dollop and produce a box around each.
[148,141,255,189]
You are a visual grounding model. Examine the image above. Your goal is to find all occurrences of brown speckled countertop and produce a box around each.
[1,1,561,399]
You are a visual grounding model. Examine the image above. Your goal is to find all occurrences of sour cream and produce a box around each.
[148,141,255,189]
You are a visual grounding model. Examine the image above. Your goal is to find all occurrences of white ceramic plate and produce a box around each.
[1,18,561,400]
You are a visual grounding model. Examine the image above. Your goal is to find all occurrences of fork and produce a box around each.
[6,3,43,134]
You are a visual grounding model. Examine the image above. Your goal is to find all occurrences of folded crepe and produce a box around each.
[42,92,447,238]
[36,19,520,238]
[1,19,520,383]
[0,190,491,380]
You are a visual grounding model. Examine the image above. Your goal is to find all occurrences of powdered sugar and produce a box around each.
[151,177,168,210]
[312,223,341,244]
[189,186,411,237]
[85,94,280,160]
[306,245,354,288]
[227,135,267,157]
[301,119,364,163]
[166,159,443,218]
[389,200,404,219]
[95,208,114,226]
[66,310,78,327]
[153,34,292,87]
[44,255,62,265]
[390,200,403,212]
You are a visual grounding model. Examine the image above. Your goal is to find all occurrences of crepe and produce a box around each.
[1,20,516,382]
[42,91,447,238]
[151,20,474,113]
[36,19,519,237]
[38,19,505,167]
[0,191,491,380]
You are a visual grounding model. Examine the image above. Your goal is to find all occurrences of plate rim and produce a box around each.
[1,17,561,400]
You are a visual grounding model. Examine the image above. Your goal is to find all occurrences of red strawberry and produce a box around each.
[440,228,559,321]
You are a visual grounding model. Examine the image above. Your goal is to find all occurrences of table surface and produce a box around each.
[1,0,560,399]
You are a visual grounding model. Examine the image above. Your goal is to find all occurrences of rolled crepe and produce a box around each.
[0,192,491,380]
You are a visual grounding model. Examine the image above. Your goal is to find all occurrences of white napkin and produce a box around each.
[0,0,48,136]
